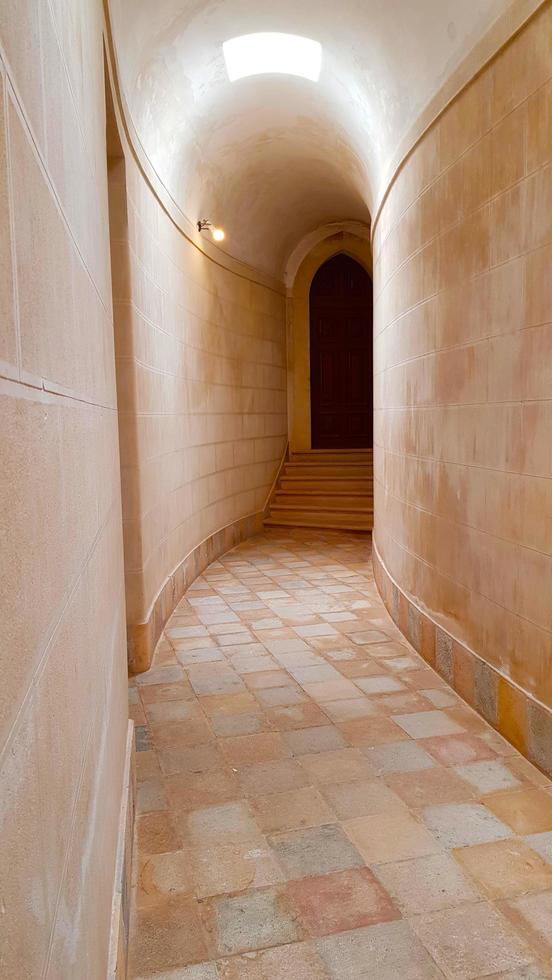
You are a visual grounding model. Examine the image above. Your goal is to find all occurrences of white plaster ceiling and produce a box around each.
[109,0,512,277]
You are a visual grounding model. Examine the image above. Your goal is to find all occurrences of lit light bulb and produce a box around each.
[212,227,225,242]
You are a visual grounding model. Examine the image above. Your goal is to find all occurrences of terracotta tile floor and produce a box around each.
[128,529,552,979]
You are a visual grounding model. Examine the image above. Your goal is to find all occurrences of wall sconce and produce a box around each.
[197,218,225,242]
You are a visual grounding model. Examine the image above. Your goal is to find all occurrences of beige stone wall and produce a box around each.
[373,3,552,711]
[111,152,287,664]
[0,2,128,976]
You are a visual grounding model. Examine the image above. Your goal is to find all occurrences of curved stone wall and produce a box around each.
[373,3,552,762]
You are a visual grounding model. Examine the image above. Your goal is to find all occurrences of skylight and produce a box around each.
[223,33,322,83]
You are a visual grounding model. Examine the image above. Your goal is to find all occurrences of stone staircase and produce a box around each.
[264,449,373,531]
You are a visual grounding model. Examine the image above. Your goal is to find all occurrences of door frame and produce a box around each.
[286,230,372,452]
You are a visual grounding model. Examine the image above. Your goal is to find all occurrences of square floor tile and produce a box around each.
[338,716,408,748]
[204,887,303,955]
[302,679,364,702]
[298,748,376,784]
[393,710,465,739]
[137,850,193,908]
[243,670,290,690]
[321,698,377,722]
[320,779,404,820]
[211,713,274,737]
[237,759,309,796]
[252,786,335,833]
[267,703,330,730]
[129,895,208,975]
[316,919,444,979]
[483,789,552,835]
[191,839,283,898]
[286,867,399,937]
[524,831,552,864]
[268,823,364,878]
[137,812,183,855]
[355,676,406,695]
[504,890,552,952]
[220,732,291,765]
[255,686,307,707]
[375,851,480,915]
[366,741,436,774]
[455,760,522,795]
[454,838,552,899]
[215,941,329,979]
[164,767,239,812]
[187,803,260,845]
[344,809,441,865]
[385,767,474,807]
[410,902,534,978]
[284,725,348,756]
[422,803,512,848]
[158,744,223,777]
[421,734,498,766]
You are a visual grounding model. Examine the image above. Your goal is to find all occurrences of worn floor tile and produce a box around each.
[344,808,441,864]
[320,779,404,820]
[252,786,335,833]
[454,838,552,899]
[215,941,329,979]
[374,851,480,915]
[286,867,399,936]
[129,529,552,977]
[483,789,552,835]
[129,895,208,975]
[202,887,303,955]
[316,920,444,979]
[268,823,365,878]
[410,902,534,978]
[422,803,512,848]
[385,766,474,807]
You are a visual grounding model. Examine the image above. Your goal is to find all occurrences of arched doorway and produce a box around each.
[309,253,373,448]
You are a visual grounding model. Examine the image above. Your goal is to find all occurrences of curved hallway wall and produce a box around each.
[373,3,552,772]
[111,149,287,672]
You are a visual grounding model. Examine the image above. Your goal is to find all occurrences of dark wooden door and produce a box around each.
[310,253,373,449]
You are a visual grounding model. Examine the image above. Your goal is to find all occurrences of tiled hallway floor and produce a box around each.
[128,529,552,979]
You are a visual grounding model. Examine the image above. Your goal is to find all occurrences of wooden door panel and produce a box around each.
[310,254,372,449]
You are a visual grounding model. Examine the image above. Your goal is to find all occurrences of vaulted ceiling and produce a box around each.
[109,0,512,276]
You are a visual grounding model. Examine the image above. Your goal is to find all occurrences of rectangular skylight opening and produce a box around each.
[223,32,322,83]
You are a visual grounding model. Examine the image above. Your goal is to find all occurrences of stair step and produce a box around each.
[285,465,372,478]
[270,504,372,520]
[280,479,371,492]
[273,494,372,510]
[265,516,372,531]
[290,451,372,463]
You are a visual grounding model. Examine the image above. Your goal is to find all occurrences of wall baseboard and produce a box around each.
[372,539,552,779]
[128,512,264,674]
[107,720,135,979]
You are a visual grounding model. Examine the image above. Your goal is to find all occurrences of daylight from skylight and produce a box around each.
[223,32,322,83]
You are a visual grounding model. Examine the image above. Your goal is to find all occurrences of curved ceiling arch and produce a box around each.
[109,0,513,278]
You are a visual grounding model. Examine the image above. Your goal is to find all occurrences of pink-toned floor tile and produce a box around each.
[267,702,330,730]
[421,733,498,766]
[385,766,474,807]
[129,895,208,975]
[220,732,291,765]
[338,715,409,748]
[236,758,310,796]
[286,867,399,937]
[192,839,284,898]
[137,811,183,855]
[137,850,194,908]
[320,698,378,722]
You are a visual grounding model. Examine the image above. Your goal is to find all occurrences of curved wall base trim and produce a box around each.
[372,538,552,779]
[128,512,263,674]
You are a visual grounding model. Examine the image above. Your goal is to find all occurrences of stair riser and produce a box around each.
[280,481,371,493]
[265,518,372,531]
[274,495,372,509]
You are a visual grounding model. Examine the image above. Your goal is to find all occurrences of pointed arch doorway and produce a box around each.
[309,253,373,449]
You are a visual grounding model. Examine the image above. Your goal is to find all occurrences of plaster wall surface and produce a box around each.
[110,151,287,659]
[0,2,128,976]
[373,5,552,714]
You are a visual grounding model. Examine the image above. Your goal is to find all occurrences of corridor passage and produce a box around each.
[128,530,552,978]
